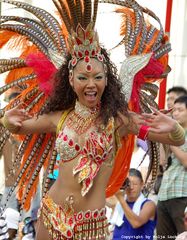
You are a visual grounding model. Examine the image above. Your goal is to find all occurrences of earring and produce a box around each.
[69,70,74,90]
[104,64,107,86]
[69,70,73,80]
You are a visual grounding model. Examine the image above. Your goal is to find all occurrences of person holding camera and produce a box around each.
[110,168,156,240]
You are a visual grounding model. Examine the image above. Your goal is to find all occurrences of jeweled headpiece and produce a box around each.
[68,22,104,72]
[49,0,103,72]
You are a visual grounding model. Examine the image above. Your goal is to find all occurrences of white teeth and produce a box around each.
[85,92,96,96]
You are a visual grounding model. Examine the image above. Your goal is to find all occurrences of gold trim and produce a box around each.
[1,115,20,133]
[168,122,185,142]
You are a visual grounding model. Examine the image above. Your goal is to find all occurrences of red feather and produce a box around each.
[26,53,57,95]
[130,56,164,112]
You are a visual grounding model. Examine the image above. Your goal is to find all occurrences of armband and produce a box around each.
[137,125,150,140]
[1,115,20,133]
[168,122,185,142]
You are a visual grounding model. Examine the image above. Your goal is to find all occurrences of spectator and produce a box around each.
[111,169,156,240]
[156,95,187,239]
[166,86,187,110]
[155,87,187,194]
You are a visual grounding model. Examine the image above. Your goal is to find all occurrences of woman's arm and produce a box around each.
[0,105,62,134]
[117,110,185,146]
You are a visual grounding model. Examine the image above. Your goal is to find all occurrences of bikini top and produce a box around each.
[55,103,118,196]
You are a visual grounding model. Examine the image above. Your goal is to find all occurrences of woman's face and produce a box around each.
[69,58,106,108]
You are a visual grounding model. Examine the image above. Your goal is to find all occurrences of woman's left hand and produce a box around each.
[142,107,176,134]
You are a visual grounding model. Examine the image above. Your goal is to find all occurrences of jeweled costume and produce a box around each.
[56,101,115,196]
[40,101,116,239]
[0,0,171,239]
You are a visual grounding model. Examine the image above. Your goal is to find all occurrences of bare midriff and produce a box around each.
[48,161,113,212]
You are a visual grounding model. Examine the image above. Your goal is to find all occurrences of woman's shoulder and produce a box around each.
[55,109,73,133]
[47,110,63,122]
[43,110,66,131]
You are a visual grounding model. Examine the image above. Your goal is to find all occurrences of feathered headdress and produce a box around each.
[0,0,171,211]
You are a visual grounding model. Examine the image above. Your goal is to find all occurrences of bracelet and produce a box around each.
[1,114,20,133]
[137,125,150,140]
[168,122,185,142]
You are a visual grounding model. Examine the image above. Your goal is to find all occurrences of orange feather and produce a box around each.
[106,135,135,197]
[0,31,19,48]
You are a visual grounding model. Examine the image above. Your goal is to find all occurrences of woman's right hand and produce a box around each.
[2,105,31,133]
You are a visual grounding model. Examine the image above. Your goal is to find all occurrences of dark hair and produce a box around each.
[174,95,187,108]
[129,168,143,182]
[44,48,129,125]
[167,86,187,96]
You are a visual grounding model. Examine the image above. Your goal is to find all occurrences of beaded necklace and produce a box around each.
[67,100,100,135]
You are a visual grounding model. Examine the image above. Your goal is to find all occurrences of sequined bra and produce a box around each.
[55,101,115,196]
